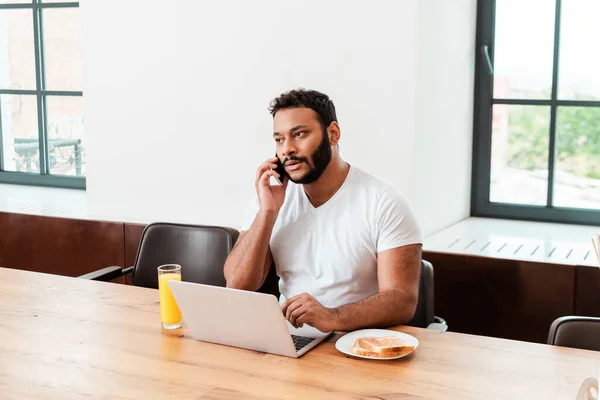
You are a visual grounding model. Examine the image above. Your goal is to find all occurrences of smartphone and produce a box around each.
[273,154,286,186]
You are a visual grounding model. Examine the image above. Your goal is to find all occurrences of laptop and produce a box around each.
[168,280,332,358]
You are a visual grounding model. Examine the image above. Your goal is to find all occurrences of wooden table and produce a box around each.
[0,267,598,399]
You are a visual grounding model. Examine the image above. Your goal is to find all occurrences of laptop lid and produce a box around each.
[168,280,321,358]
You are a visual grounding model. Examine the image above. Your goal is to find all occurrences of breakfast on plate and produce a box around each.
[351,336,415,358]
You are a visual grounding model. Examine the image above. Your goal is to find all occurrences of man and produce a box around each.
[224,89,422,333]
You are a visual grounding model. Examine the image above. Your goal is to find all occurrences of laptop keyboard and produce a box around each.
[291,334,316,352]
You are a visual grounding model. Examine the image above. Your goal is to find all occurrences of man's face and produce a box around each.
[273,107,332,184]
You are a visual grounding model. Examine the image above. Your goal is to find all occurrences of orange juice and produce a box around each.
[158,273,182,327]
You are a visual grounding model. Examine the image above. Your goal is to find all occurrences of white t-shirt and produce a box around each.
[241,166,422,308]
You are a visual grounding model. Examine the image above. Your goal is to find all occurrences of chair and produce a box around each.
[407,260,447,331]
[79,222,239,288]
[547,316,600,351]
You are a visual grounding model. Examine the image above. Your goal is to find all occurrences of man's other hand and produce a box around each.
[281,293,337,333]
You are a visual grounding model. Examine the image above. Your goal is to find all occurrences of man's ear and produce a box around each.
[327,122,341,146]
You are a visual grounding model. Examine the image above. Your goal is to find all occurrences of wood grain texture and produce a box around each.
[424,251,576,343]
[575,265,600,317]
[0,267,597,400]
[0,212,124,277]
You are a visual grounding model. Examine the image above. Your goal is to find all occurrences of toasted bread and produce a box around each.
[351,336,414,358]
[351,342,380,357]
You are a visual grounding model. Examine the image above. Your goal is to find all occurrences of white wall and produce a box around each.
[412,0,477,235]
[81,0,475,236]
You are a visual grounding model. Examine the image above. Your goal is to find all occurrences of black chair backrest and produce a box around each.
[547,316,600,351]
[407,260,435,328]
[131,223,239,288]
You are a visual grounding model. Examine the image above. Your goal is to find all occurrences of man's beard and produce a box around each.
[285,132,332,185]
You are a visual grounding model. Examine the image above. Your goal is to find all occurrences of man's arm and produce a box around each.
[333,244,421,330]
[223,211,276,291]
[283,244,422,332]
[224,157,287,291]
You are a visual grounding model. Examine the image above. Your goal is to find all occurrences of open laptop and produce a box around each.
[168,280,331,358]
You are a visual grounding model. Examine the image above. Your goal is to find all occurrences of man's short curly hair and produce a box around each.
[269,89,338,130]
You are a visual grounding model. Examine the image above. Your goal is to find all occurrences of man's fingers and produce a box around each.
[282,293,305,311]
[285,299,303,321]
[255,158,279,181]
[289,305,308,328]
[257,169,278,187]
[256,165,276,183]
[255,162,269,181]
[284,298,304,322]
[281,293,310,317]
[295,311,311,328]
[281,300,289,315]
[281,296,294,315]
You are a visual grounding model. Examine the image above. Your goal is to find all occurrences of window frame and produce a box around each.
[0,0,84,190]
[472,0,600,226]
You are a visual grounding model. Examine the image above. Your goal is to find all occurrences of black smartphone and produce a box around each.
[274,154,286,186]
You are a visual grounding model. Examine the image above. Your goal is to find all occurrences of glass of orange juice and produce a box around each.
[157,264,182,329]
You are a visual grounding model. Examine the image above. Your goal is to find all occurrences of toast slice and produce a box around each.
[351,336,414,358]
[351,341,380,357]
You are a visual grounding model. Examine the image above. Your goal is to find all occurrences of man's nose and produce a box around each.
[282,141,297,157]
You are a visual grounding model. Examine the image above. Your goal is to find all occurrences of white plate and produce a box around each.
[335,329,419,360]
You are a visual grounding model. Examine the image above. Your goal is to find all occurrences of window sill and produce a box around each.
[423,217,599,267]
[0,183,87,220]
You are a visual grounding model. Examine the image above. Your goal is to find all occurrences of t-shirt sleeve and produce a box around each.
[241,195,260,231]
[375,188,422,253]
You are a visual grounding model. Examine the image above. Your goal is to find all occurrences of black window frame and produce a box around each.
[0,0,84,190]
[472,0,600,226]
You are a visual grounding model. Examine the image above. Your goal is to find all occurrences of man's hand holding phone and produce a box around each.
[255,156,288,213]
[273,156,286,186]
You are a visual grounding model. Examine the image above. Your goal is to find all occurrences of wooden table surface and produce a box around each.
[0,267,598,400]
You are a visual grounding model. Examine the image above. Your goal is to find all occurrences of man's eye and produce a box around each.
[275,138,283,143]
[294,131,305,138]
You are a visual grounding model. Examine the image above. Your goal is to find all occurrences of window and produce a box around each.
[0,0,84,189]
[473,0,600,225]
